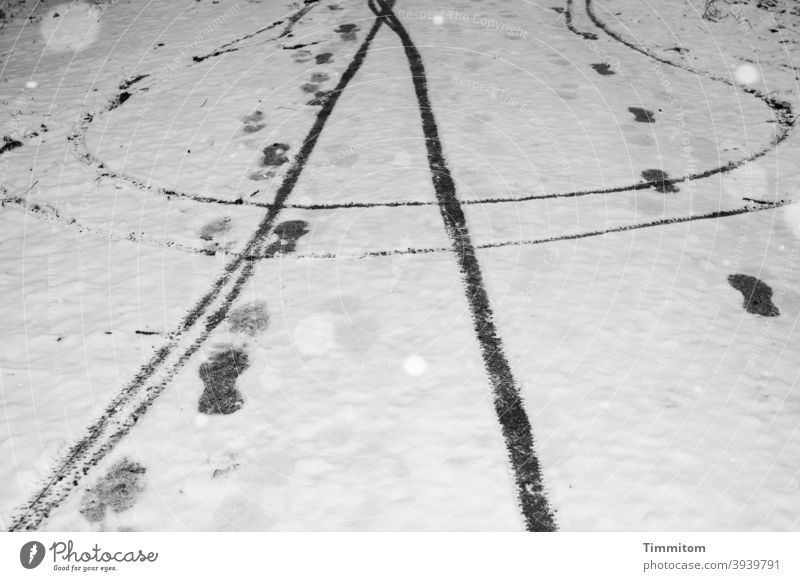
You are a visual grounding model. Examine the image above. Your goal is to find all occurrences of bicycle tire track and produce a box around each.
[191,0,323,63]
[7,188,791,263]
[68,0,794,216]
[369,0,557,532]
[564,0,598,40]
[290,199,794,260]
[583,0,795,146]
[7,8,386,532]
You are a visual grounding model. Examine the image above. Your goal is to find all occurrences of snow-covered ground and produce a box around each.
[1,0,799,531]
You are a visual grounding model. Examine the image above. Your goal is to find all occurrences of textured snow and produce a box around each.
[1,0,799,531]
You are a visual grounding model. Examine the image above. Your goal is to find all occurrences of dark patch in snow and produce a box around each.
[641,169,679,193]
[261,143,290,166]
[301,83,319,93]
[315,52,333,64]
[628,107,656,122]
[728,274,780,317]
[335,23,359,41]
[248,169,275,181]
[242,123,266,133]
[292,49,314,63]
[108,91,132,111]
[199,216,231,241]
[0,136,23,155]
[590,62,614,75]
[269,220,309,254]
[311,72,329,83]
[241,111,266,133]
[198,347,250,415]
[227,302,270,335]
[241,110,264,124]
[79,458,146,523]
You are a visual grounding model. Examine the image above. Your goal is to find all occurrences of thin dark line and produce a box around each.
[583,0,794,134]
[7,10,385,532]
[370,0,557,532]
[480,200,792,249]
[293,199,791,261]
[191,0,321,62]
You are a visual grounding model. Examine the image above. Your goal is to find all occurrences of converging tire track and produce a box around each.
[368,0,557,532]
[41,0,791,265]
[7,7,387,531]
[60,2,794,216]
[6,0,796,532]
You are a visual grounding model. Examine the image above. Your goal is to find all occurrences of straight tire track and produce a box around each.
[369,0,557,532]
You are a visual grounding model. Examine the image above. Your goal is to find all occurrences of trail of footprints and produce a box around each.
[79,458,147,531]
[69,5,788,529]
[197,221,309,416]
[241,22,358,181]
[74,223,308,527]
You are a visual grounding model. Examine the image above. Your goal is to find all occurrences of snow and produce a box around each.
[1,0,799,531]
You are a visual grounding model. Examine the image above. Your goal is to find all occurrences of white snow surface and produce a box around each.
[0,0,799,531]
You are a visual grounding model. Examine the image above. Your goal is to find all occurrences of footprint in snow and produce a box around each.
[335,23,359,41]
[629,107,656,123]
[591,63,615,75]
[198,216,231,242]
[293,49,313,63]
[227,301,270,336]
[261,143,290,166]
[315,52,333,64]
[302,73,328,92]
[727,274,780,317]
[264,220,309,255]
[249,143,290,181]
[641,168,679,193]
[241,110,265,134]
[79,458,146,524]
[198,346,250,415]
